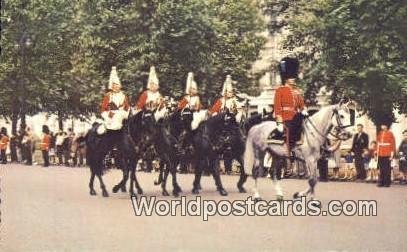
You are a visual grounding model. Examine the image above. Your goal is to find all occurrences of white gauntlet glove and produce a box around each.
[301,110,309,117]
[276,122,284,133]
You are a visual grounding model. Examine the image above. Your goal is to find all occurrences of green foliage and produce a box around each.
[263,0,407,127]
[0,0,266,120]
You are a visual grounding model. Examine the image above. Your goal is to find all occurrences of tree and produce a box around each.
[1,0,266,126]
[263,0,407,128]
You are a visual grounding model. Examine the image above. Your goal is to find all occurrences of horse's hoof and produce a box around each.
[192,188,200,194]
[293,192,300,199]
[254,197,262,203]
[197,184,202,190]
[112,185,120,193]
[102,190,109,197]
[90,190,97,196]
[276,195,284,201]
[218,188,228,196]
[173,190,180,197]
[130,192,137,198]
[121,186,127,193]
[137,188,144,195]
[238,186,247,193]
[162,190,170,196]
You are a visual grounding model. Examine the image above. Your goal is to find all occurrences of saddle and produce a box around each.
[266,127,304,146]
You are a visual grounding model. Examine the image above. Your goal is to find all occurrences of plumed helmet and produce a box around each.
[147,66,159,89]
[42,125,50,134]
[108,66,121,89]
[0,127,7,135]
[222,75,233,95]
[278,57,299,83]
[185,72,198,94]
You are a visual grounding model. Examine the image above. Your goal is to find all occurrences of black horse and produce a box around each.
[191,110,248,196]
[86,122,143,197]
[128,108,182,197]
[168,108,196,174]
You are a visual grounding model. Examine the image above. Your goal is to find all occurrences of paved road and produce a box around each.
[1,164,406,251]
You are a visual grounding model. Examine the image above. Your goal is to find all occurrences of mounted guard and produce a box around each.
[178,72,202,112]
[97,66,130,135]
[209,75,240,115]
[135,66,164,113]
[272,57,308,158]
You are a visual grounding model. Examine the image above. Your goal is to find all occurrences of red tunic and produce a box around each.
[178,97,189,110]
[41,134,51,151]
[136,91,148,110]
[100,92,130,112]
[209,98,223,114]
[177,95,201,111]
[274,85,304,121]
[377,130,396,157]
[0,135,9,150]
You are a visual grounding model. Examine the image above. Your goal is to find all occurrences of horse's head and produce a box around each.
[330,99,355,140]
[180,107,194,124]
[142,109,156,127]
[223,109,237,128]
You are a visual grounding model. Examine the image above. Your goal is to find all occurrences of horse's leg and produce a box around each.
[133,167,143,195]
[250,149,262,200]
[192,158,203,194]
[96,173,109,197]
[170,160,182,197]
[112,156,129,193]
[294,158,318,204]
[210,157,227,196]
[253,177,261,201]
[154,159,164,186]
[129,163,136,197]
[272,156,284,201]
[89,171,96,195]
[161,161,170,196]
[236,156,248,193]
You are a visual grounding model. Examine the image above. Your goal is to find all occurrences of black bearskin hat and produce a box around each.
[42,125,50,134]
[278,57,299,82]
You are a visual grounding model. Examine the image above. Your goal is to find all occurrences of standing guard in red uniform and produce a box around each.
[376,124,396,187]
[273,57,308,155]
[41,125,51,167]
[0,127,9,164]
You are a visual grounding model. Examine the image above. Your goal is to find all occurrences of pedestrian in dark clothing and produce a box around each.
[398,130,407,184]
[351,124,369,180]
[10,133,19,162]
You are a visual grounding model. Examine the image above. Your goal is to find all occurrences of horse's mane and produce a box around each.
[202,113,224,131]
[305,105,337,137]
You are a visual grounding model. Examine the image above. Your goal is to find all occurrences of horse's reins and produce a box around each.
[304,109,349,141]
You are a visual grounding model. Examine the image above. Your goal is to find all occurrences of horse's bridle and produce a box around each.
[304,108,351,141]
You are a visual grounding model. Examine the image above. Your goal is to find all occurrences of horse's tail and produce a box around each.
[243,130,255,175]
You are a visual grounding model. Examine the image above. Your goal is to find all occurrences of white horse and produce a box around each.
[244,101,354,202]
